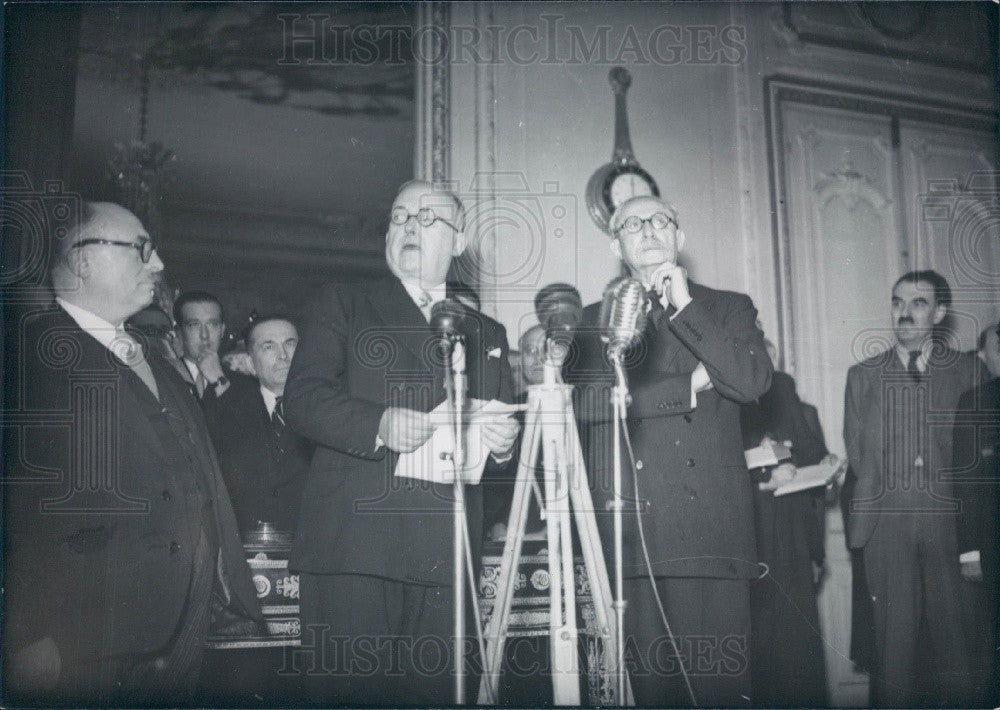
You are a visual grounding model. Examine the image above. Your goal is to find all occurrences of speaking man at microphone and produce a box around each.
[282,180,518,704]
[564,195,772,706]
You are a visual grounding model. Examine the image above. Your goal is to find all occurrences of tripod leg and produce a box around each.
[477,401,543,705]
[540,392,581,706]
[565,408,635,705]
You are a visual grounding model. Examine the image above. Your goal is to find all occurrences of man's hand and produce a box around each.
[759,462,797,492]
[650,263,693,312]
[481,416,520,459]
[11,636,60,692]
[378,407,435,453]
[961,557,983,583]
[691,361,714,393]
[196,350,226,383]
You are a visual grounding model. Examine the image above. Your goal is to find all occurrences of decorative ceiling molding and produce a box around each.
[782,2,995,74]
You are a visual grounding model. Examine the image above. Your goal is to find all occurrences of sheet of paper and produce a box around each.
[394,399,525,485]
[773,458,846,497]
[744,440,793,469]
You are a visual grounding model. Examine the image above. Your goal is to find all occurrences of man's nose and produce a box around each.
[642,220,655,238]
[147,249,164,272]
[199,325,210,340]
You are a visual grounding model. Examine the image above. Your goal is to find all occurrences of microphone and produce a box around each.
[430,299,468,342]
[535,283,583,363]
[600,277,646,360]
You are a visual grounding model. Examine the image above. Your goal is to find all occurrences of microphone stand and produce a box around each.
[609,350,630,706]
[443,335,467,705]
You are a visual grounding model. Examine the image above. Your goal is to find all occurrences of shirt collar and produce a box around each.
[895,340,933,371]
[259,385,280,416]
[56,297,122,352]
[183,357,201,381]
[399,279,447,309]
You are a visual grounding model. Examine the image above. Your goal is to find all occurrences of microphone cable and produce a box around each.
[618,409,699,707]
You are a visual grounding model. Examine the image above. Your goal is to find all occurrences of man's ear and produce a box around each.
[932,303,947,325]
[452,230,467,257]
[65,246,89,279]
[609,238,622,261]
[676,229,687,253]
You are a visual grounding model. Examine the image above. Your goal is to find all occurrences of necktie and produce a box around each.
[646,288,666,330]
[907,350,922,379]
[111,330,160,399]
[271,396,285,441]
[417,290,432,322]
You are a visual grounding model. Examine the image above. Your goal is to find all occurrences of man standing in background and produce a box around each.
[174,291,232,400]
[844,270,978,705]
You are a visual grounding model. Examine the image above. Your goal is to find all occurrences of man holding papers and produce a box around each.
[283,181,517,704]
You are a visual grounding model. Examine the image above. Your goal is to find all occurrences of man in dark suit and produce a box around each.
[565,195,772,706]
[174,290,233,401]
[2,202,261,704]
[843,270,978,705]
[741,366,829,706]
[203,315,311,534]
[952,320,1000,704]
[282,180,519,704]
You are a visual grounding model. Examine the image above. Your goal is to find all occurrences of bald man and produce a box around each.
[565,195,772,706]
[2,203,261,704]
[283,181,518,704]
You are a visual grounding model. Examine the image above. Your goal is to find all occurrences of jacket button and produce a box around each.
[169,541,181,554]
[686,458,695,467]
[635,460,644,470]
[683,414,692,423]
[161,490,172,501]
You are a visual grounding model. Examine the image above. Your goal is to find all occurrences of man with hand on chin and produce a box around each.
[282,180,517,705]
[565,195,772,707]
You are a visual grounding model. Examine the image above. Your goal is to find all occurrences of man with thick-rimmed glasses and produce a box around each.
[283,180,518,704]
[564,194,772,707]
[3,201,262,704]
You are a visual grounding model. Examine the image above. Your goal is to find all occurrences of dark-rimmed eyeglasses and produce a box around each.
[71,239,155,263]
[391,206,459,232]
[614,212,677,236]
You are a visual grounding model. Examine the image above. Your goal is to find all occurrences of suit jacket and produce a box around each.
[203,374,313,535]
[564,281,773,579]
[283,276,515,585]
[952,377,1000,581]
[843,345,981,549]
[1,305,261,669]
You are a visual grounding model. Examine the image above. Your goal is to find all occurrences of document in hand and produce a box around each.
[744,440,793,469]
[394,399,525,485]
[773,457,846,497]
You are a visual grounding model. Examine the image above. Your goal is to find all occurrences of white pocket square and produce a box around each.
[487,347,502,359]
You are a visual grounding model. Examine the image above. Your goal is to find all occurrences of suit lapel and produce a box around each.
[368,276,436,369]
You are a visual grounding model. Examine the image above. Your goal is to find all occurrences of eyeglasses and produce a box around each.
[71,239,155,263]
[391,206,459,232]
[614,212,677,236]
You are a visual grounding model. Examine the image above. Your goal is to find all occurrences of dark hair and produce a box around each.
[979,321,1000,352]
[173,291,224,325]
[892,270,951,307]
[243,313,296,347]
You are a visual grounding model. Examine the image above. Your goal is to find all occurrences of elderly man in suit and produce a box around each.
[2,202,261,704]
[565,195,772,706]
[282,180,519,704]
[844,270,978,705]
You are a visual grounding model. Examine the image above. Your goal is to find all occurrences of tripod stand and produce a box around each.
[477,364,632,706]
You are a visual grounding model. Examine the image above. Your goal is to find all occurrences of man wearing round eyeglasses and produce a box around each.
[565,195,773,707]
[3,202,262,703]
[283,180,518,704]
